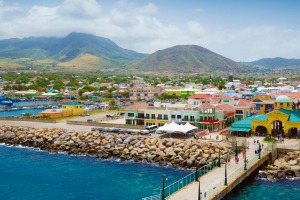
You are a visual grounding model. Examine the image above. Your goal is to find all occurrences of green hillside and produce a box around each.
[0,32,147,69]
[127,45,244,72]
[245,57,300,68]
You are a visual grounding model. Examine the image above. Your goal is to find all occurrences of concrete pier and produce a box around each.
[168,139,276,200]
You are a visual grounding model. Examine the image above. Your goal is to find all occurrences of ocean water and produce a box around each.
[0,144,189,200]
[0,108,45,117]
[223,175,300,200]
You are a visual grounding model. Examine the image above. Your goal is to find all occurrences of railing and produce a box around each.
[142,157,227,200]
[202,145,273,199]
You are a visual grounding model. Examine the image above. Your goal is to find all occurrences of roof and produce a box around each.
[278,108,300,122]
[231,114,267,129]
[189,94,210,99]
[64,102,82,106]
[215,104,235,112]
[275,95,292,103]
[198,103,215,109]
[236,99,255,107]
[229,127,251,132]
[125,104,148,110]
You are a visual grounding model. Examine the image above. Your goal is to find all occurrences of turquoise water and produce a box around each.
[0,101,54,108]
[0,108,45,117]
[0,144,189,200]
[224,176,300,200]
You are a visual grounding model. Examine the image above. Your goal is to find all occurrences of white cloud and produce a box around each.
[57,0,102,19]
[0,0,299,61]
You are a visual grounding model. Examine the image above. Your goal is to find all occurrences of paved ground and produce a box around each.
[168,137,260,200]
[168,136,299,200]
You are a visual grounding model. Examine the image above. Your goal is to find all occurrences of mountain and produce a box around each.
[245,57,300,69]
[126,45,244,72]
[0,32,147,68]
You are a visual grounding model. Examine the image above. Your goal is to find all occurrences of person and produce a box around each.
[227,157,231,166]
[242,151,245,158]
[254,139,256,144]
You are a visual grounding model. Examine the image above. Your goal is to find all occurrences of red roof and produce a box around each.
[198,103,215,109]
[269,93,300,99]
[215,104,235,112]
[125,104,148,110]
[189,94,210,99]
[222,96,234,100]
[236,99,255,107]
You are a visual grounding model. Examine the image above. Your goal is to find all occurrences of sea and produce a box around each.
[0,144,299,200]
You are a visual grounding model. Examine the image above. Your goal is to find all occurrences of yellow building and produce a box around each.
[252,95,300,136]
[230,95,300,138]
[39,109,72,119]
[62,102,84,116]
[251,94,275,115]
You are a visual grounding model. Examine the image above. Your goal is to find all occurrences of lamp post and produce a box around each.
[218,144,221,167]
[161,175,166,200]
[235,141,238,157]
[244,148,247,170]
[258,143,261,159]
[224,160,228,185]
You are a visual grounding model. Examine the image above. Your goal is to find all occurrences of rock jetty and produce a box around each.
[0,125,229,168]
[259,151,300,180]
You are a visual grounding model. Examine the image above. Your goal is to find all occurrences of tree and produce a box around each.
[109,100,116,110]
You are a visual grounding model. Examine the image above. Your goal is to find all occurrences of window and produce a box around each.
[200,116,203,121]
[280,103,283,106]
[171,115,176,119]
[163,114,168,120]
[235,110,243,114]
[137,93,140,96]
[154,93,158,96]
[146,114,150,119]
[145,93,148,96]
[128,113,134,117]
[287,103,290,107]
[158,114,162,119]
[151,114,155,119]
[190,116,195,121]
[177,115,181,119]
[184,116,189,121]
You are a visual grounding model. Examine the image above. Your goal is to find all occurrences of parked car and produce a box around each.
[87,119,95,123]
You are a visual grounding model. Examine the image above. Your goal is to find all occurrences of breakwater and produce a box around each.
[0,125,229,168]
[258,150,300,180]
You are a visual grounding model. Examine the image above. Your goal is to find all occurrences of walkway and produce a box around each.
[168,137,268,200]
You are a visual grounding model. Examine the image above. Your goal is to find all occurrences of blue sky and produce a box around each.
[1,0,299,61]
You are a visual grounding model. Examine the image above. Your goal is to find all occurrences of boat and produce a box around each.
[12,98,20,102]
[1,100,13,106]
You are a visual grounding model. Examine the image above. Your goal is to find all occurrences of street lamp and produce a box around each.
[161,175,166,200]
[224,160,228,185]
[258,143,261,159]
[218,145,221,167]
[244,148,247,170]
[235,141,238,157]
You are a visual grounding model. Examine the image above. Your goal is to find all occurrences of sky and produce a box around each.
[0,0,299,61]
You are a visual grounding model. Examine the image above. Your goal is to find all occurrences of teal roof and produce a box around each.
[276,95,292,103]
[231,114,267,129]
[229,127,251,132]
[64,102,82,106]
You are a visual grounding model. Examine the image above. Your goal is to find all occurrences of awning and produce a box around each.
[229,127,251,132]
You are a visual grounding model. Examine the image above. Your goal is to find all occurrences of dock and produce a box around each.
[167,139,276,200]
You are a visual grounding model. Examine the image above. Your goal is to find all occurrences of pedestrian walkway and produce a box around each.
[168,138,267,200]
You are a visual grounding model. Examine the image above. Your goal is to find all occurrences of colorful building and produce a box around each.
[230,95,300,138]
[62,102,84,116]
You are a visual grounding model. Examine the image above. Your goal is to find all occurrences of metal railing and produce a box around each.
[142,157,227,200]
[201,145,274,199]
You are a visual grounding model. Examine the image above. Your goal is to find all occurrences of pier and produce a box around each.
[143,137,280,200]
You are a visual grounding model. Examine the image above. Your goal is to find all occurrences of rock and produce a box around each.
[287,160,297,166]
[278,172,286,179]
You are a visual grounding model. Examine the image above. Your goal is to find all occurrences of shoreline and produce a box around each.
[258,150,300,180]
[0,125,230,169]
